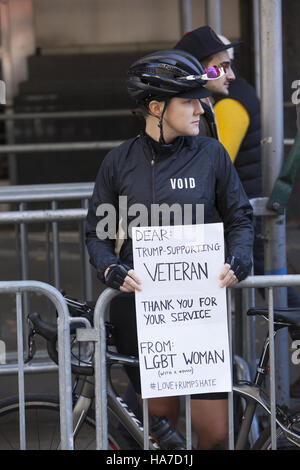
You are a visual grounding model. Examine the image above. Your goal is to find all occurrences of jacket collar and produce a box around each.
[140,131,185,160]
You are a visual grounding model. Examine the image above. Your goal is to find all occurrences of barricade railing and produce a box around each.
[0,189,267,309]
[90,274,300,450]
[1,274,299,449]
[0,140,295,155]
[1,184,298,448]
[0,109,132,121]
[0,191,267,308]
[0,141,123,154]
[229,274,300,450]
[0,186,96,392]
[0,280,88,450]
[0,105,294,156]
[0,108,129,155]
[0,182,94,302]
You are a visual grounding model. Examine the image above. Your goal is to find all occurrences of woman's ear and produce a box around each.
[148,100,165,118]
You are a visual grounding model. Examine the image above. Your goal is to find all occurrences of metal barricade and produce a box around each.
[1,184,299,449]
[89,288,194,450]
[89,274,300,450]
[0,280,76,449]
[0,183,94,301]
[228,274,300,450]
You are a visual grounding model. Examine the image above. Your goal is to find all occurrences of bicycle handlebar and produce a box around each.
[28,311,95,376]
[27,294,136,377]
[28,311,57,341]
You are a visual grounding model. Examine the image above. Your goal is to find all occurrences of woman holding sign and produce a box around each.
[86,50,254,450]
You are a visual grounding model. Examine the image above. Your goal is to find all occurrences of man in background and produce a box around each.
[175,26,300,305]
[175,25,300,398]
[175,25,261,206]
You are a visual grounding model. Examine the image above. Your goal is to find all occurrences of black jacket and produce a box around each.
[86,133,254,279]
[214,77,262,199]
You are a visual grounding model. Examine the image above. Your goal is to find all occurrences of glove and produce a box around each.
[104,263,132,290]
[225,255,249,282]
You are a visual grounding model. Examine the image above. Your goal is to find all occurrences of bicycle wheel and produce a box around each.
[252,409,300,450]
[0,394,133,450]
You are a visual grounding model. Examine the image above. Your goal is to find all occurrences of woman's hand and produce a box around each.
[219,255,250,287]
[219,263,238,288]
[120,269,142,293]
[104,264,141,292]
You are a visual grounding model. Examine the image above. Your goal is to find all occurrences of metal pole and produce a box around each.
[93,288,119,449]
[0,207,87,224]
[51,200,61,290]
[0,281,74,449]
[179,0,192,35]
[227,288,235,450]
[143,399,149,450]
[0,183,93,203]
[19,202,30,318]
[45,220,52,285]
[243,286,256,379]
[0,140,124,154]
[260,0,289,406]
[252,0,261,97]
[185,395,192,449]
[0,109,132,120]
[268,287,277,449]
[79,218,87,299]
[82,198,94,301]
[16,292,26,450]
[205,0,222,34]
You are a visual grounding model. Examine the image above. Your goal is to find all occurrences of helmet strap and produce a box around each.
[158,101,169,145]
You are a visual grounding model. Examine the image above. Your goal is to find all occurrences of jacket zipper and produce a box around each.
[151,148,156,204]
[141,134,157,205]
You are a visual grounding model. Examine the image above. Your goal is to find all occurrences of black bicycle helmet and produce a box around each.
[127,49,212,104]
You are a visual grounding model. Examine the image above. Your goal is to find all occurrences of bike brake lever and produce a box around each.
[25,320,37,364]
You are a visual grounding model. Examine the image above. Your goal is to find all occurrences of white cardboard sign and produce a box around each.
[132,223,232,399]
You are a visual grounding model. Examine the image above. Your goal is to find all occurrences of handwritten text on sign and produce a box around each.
[132,223,231,399]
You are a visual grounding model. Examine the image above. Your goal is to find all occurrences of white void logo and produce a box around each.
[170,178,196,189]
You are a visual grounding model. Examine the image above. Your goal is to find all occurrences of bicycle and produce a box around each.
[0,293,300,450]
[233,306,300,450]
[0,294,185,450]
